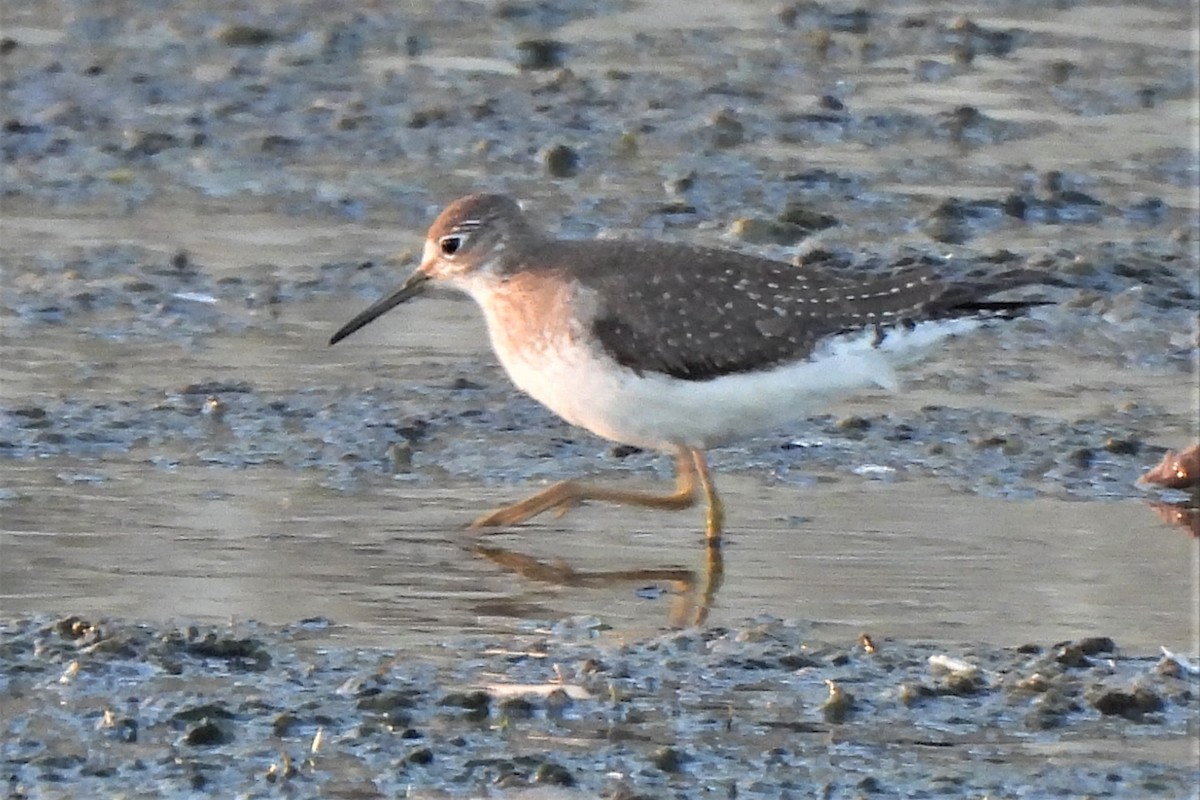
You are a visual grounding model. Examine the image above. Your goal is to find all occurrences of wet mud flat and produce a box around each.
[1,0,1199,796]
[3,615,1198,798]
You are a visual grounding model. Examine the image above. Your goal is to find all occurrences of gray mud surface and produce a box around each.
[1,0,1198,796]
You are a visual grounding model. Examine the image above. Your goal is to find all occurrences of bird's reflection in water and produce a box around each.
[470,542,724,627]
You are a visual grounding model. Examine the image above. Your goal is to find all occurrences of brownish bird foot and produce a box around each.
[469,447,725,543]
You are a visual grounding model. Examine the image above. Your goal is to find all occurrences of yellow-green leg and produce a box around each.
[690,448,724,544]
[469,448,699,529]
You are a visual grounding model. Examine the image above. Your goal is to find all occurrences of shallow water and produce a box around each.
[3,455,1196,654]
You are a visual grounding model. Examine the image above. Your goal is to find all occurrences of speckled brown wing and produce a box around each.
[552,239,1046,381]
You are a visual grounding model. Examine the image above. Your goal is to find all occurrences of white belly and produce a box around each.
[483,312,981,452]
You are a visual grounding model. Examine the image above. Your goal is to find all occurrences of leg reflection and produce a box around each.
[470,540,724,628]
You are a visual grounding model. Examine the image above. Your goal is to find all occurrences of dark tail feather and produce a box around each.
[951,298,1055,319]
[938,267,1058,319]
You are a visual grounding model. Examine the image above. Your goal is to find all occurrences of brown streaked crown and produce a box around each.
[421,194,540,279]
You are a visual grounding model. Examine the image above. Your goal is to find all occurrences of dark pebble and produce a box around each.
[182,717,232,746]
[356,690,419,713]
[115,717,138,743]
[728,217,809,246]
[778,201,838,233]
[515,39,566,70]
[409,107,450,129]
[543,143,580,177]
[651,746,689,773]
[706,108,744,149]
[180,635,271,671]
[779,652,822,669]
[272,712,298,737]
[128,131,181,156]
[440,690,491,721]
[172,703,234,723]
[498,696,535,719]
[217,24,276,47]
[440,690,490,709]
[858,776,883,793]
[940,671,985,695]
[1076,636,1116,655]
[898,681,936,707]
[407,746,434,765]
[1092,686,1164,720]
[261,134,300,154]
[1054,642,1093,668]
[533,761,575,786]
[1103,438,1140,455]
[1068,448,1094,469]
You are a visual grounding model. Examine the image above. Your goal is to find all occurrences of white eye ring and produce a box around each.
[439,234,465,256]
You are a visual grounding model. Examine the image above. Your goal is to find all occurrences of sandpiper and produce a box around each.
[331,193,1047,545]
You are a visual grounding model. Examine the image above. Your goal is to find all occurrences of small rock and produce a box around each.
[614,131,639,159]
[777,201,838,233]
[272,712,298,737]
[357,690,419,713]
[544,687,572,718]
[1103,438,1140,456]
[728,217,809,246]
[128,131,181,156]
[858,776,883,793]
[532,761,575,786]
[390,441,413,473]
[171,703,235,723]
[439,690,491,720]
[409,106,450,129]
[543,143,580,177]
[406,747,434,765]
[498,697,534,719]
[821,679,855,723]
[1076,636,1116,655]
[182,718,231,746]
[836,416,871,437]
[1046,59,1075,84]
[940,671,985,696]
[1014,673,1051,693]
[515,39,566,70]
[1068,448,1094,469]
[261,134,300,154]
[217,24,276,47]
[650,746,689,773]
[779,652,822,669]
[1054,642,1093,668]
[706,108,744,149]
[898,681,935,706]
[1091,686,1164,720]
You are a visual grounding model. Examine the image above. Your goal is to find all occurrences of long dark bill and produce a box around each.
[329,269,432,345]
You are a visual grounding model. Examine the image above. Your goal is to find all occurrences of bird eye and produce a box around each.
[439,235,464,256]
